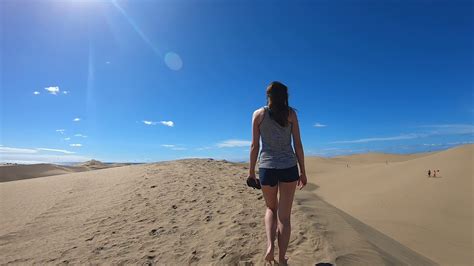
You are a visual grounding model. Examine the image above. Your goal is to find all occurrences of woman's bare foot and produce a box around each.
[264,244,275,262]
[279,256,289,265]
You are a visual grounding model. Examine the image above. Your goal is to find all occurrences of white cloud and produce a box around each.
[161,144,175,148]
[106,61,111,64]
[160,121,174,127]
[63,91,69,95]
[36,148,75,154]
[196,146,213,151]
[45,86,60,95]
[70,144,82,147]
[161,144,186,150]
[0,146,38,154]
[217,139,251,148]
[73,118,81,122]
[314,123,327,128]
[33,91,40,95]
[143,120,158,126]
[74,134,87,138]
[143,120,174,127]
[64,137,71,141]
[56,129,66,134]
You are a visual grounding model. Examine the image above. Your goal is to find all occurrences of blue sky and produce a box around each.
[1,0,473,163]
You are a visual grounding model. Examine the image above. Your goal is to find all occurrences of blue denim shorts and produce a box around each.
[259,165,299,187]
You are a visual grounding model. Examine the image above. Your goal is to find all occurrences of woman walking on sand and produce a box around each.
[248,81,307,265]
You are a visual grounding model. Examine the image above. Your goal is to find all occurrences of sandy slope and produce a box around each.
[307,144,473,265]
[0,158,432,265]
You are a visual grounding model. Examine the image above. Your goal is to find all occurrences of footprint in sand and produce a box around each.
[149,227,165,236]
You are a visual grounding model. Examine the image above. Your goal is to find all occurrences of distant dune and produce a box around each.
[0,160,130,182]
[306,144,473,265]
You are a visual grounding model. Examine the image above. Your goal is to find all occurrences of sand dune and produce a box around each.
[0,160,128,182]
[307,144,473,265]
[0,158,434,265]
[2,146,469,264]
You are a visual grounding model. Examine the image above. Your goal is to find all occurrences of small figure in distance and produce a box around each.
[433,170,437,178]
[428,169,431,177]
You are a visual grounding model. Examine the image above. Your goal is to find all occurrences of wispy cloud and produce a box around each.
[314,123,327,128]
[161,144,186,150]
[63,91,69,95]
[33,91,40,95]
[64,137,71,141]
[196,146,213,151]
[56,129,66,134]
[73,117,81,122]
[331,133,422,144]
[45,86,60,95]
[160,121,174,127]
[36,148,75,154]
[161,144,175,148]
[0,145,90,164]
[217,139,251,148]
[70,144,82,147]
[0,146,38,154]
[420,124,474,135]
[74,134,87,138]
[331,124,474,144]
[143,120,158,126]
[143,120,174,127]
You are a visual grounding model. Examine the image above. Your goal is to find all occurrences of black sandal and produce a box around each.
[246,177,262,189]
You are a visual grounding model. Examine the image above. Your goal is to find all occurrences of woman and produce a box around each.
[248,81,307,264]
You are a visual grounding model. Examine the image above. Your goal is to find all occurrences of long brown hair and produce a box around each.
[266,81,295,127]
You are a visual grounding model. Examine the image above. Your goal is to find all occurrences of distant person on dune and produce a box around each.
[428,170,431,177]
[248,81,307,265]
[433,170,437,177]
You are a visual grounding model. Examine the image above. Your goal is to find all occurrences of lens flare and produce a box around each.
[164,52,183,71]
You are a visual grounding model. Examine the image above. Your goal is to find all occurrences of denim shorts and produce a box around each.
[259,165,299,187]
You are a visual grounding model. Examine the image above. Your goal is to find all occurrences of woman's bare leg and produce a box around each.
[261,185,278,261]
[277,181,297,264]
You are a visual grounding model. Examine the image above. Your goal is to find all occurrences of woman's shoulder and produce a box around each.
[252,107,266,125]
[253,106,266,116]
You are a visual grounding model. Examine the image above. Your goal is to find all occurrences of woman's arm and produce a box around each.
[290,109,307,189]
[248,109,262,178]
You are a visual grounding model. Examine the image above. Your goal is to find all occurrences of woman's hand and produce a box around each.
[248,171,257,180]
[297,173,307,190]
